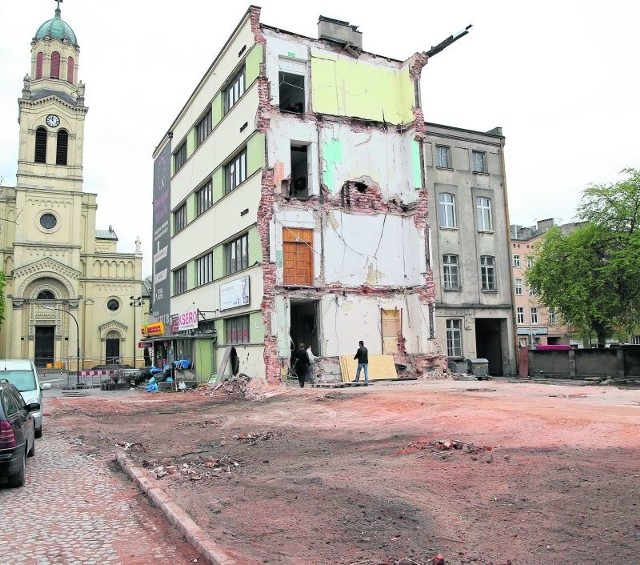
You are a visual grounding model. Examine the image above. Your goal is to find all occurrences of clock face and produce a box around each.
[46,114,60,127]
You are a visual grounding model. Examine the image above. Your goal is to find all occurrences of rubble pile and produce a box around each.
[149,455,246,481]
[234,431,274,445]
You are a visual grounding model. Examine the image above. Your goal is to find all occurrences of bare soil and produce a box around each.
[46,378,640,565]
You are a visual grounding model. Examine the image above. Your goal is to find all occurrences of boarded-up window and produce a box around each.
[67,56,74,83]
[381,309,402,354]
[56,130,68,165]
[283,228,313,286]
[35,127,47,163]
[36,52,44,79]
[50,51,60,79]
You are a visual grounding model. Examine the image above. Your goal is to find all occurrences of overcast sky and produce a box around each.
[1,1,638,276]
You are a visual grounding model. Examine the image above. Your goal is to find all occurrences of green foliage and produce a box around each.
[526,168,640,347]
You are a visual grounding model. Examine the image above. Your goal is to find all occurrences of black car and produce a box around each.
[0,380,38,488]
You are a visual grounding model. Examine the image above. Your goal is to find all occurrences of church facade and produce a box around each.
[0,5,145,369]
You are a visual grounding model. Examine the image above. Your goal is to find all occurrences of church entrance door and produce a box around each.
[35,326,55,367]
[106,336,120,364]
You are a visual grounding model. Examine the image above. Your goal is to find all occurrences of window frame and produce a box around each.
[480,255,497,291]
[196,251,213,287]
[530,307,539,325]
[476,197,493,232]
[225,148,247,194]
[196,108,212,147]
[225,233,249,275]
[55,129,68,165]
[442,254,460,291]
[435,145,452,169]
[224,67,246,114]
[174,142,187,172]
[173,266,187,296]
[173,204,187,234]
[512,254,521,267]
[446,319,463,357]
[516,307,525,324]
[225,314,250,344]
[438,193,457,229]
[196,179,213,216]
[514,278,523,295]
[472,150,487,173]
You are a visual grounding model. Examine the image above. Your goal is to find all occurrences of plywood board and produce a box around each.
[339,355,397,382]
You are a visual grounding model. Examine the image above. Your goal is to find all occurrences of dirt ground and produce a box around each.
[46,377,640,565]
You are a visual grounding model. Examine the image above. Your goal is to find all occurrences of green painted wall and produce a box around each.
[248,226,260,262]
[322,138,343,193]
[247,133,266,173]
[245,44,264,84]
[311,52,414,124]
[212,167,224,201]
[194,339,214,382]
[212,92,223,127]
[250,312,265,343]
[411,139,422,189]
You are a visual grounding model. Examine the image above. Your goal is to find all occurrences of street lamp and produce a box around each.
[43,305,80,387]
[130,296,142,368]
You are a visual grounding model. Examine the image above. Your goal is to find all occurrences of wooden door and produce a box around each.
[283,228,313,286]
[381,309,402,354]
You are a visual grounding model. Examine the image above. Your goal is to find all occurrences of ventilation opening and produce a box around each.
[35,127,47,163]
[279,72,305,114]
[56,130,68,165]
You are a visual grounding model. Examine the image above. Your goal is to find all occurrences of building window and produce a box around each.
[435,145,451,169]
[530,307,538,325]
[279,72,305,114]
[290,144,309,198]
[174,142,187,172]
[224,67,246,114]
[438,193,456,228]
[39,213,57,230]
[196,252,213,286]
[472,150,487,173]
[36,52,44,79]
[513,254,521,267]
[196,180,213,216]
[225,233,249,275]
[443,254,460,290]
[67,56,75,83]
[514,278,523,295]
[38,290,55,300]
[50,51,60,79]
[517,307,525,324]
[527,256,534,268]
[225,149,247,193]
[476,197,493,231]
[480,255,496,291]
[173,204,187,234]
[226,315,250,344]
[283,227,313,286]
[173,266,187,295]
[55,130,68,165]
[548,309,557,325]
[35,127,47,163]
[107,298,120,311]
[196,108,212,147]
[446,319,462,357]
[631,335,640,345]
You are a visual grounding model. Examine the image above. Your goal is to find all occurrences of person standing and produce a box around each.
[353,340,369,384]
[293,343,311,388]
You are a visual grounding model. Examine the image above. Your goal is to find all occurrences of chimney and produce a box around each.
[318,16,363,50]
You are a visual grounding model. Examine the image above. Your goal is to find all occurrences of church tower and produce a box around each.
[0,2,145,373]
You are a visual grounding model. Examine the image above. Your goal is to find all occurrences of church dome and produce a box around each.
[34,7,78,46]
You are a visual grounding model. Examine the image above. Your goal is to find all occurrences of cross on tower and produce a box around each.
[55,0,63,9]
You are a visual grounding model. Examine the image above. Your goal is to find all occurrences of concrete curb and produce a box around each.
[116,452,243,565]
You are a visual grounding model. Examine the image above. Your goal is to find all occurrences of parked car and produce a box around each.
[0,359,50,438]
[0,380,38,487]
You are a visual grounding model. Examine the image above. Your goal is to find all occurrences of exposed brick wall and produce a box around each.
[249,6,266,44]
[407,52,429,81]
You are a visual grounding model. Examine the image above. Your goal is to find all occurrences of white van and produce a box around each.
[0,360,50,438]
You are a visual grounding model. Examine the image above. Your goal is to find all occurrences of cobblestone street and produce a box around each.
[0,421,203,564]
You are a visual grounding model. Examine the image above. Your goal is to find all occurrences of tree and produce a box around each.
[526,168,640,347]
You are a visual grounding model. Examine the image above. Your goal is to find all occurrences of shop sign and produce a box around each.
[144,322,165,336]
[178,307,199,331]
[220,275,250,311]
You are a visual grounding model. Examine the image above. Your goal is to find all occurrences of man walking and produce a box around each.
[353,340,369,384]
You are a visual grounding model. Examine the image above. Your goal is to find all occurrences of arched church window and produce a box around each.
[37,290,55,300]
[56,129,68,165]
[50,51,60,79]
[35,127,47,163]
[67,56,74,83]
[36,52,44,79]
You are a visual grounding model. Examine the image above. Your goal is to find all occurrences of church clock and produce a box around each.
[45,114,60,127]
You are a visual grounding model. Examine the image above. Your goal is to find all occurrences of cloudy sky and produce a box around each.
[1,1,638,276]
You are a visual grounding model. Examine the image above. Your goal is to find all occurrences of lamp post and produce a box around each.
[43,305,80,386]
[130,296,142,368]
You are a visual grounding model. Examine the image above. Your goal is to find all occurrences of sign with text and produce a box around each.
[143,322,165,337]
[220,275,250,311]
[178,307,199,331]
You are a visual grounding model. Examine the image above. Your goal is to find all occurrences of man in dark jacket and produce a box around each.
[293,343,311,388]
[353,340,369,384]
